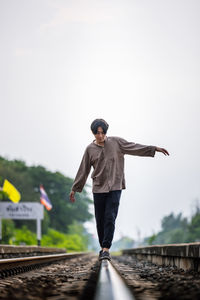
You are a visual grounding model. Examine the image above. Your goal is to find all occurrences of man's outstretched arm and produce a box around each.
[117,137,169,157]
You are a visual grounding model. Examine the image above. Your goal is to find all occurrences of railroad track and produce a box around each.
[0,252,136,300]
[1,250,200,299]
[94,259,135,300]
[0,252,89,278]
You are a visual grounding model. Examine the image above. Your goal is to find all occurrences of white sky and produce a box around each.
[0,0,200,242]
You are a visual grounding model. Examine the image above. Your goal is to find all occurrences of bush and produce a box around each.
[13,226,37,245]
[1,219,15,244]
[41,228,87,252]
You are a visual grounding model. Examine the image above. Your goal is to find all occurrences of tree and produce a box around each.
[41,228,88,252]
[187,207,200,242]
[147,212,188,245]
[13,226,37,245]
[0,156,93,235]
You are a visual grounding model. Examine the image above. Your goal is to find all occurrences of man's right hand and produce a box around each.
[69,191,76,203]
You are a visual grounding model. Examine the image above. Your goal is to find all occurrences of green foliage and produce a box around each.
[1,219,15,244]
[67,221,89,249]
[161,213,188,232]
[41,228,88,252]
[0,156,93,234]
[187,209,200,242]
[146,210,200,245]
[0,156,93,251]
[147,213,189,245]
[4,225,88,252]
[0,158,38,203]
[13,226,37,245]
[148,234,157,245]
[169,228,187,243]
[42,210,50,234]
[0,190,9,201]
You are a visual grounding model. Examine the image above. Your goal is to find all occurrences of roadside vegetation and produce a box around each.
[0,156,93,251]
[147,205,200,245]
[1,156,200,250]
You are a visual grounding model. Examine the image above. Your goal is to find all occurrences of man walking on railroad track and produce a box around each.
[69,119,169,261]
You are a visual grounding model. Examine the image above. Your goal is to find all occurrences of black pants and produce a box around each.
[93,190,121,249]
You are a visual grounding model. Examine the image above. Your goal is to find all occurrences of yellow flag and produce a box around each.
[2,179,21,203]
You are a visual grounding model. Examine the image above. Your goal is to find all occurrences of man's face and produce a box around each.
[94,126,106,143]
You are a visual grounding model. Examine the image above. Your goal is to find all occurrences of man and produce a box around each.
[69,119,169,260]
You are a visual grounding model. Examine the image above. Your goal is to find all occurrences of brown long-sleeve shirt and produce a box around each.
[71,136,156,193]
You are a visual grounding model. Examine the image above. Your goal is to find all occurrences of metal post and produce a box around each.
[36,218,41,246]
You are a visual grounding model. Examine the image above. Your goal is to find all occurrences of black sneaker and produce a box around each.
[99,251,111,261]
[98,250,103,260]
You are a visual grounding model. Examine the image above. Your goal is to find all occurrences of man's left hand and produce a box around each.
[156,147,169,156]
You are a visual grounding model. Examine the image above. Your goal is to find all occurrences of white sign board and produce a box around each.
[0,202,44,220]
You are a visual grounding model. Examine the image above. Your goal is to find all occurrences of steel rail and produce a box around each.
[94,259,136,300]
[0,252,91,277]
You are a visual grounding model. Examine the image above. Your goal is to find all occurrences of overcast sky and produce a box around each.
[0,0,200,242]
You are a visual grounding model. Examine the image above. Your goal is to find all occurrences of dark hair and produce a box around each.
[90,119,109,134]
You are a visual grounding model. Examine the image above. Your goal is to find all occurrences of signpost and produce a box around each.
[0,202,44,246]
